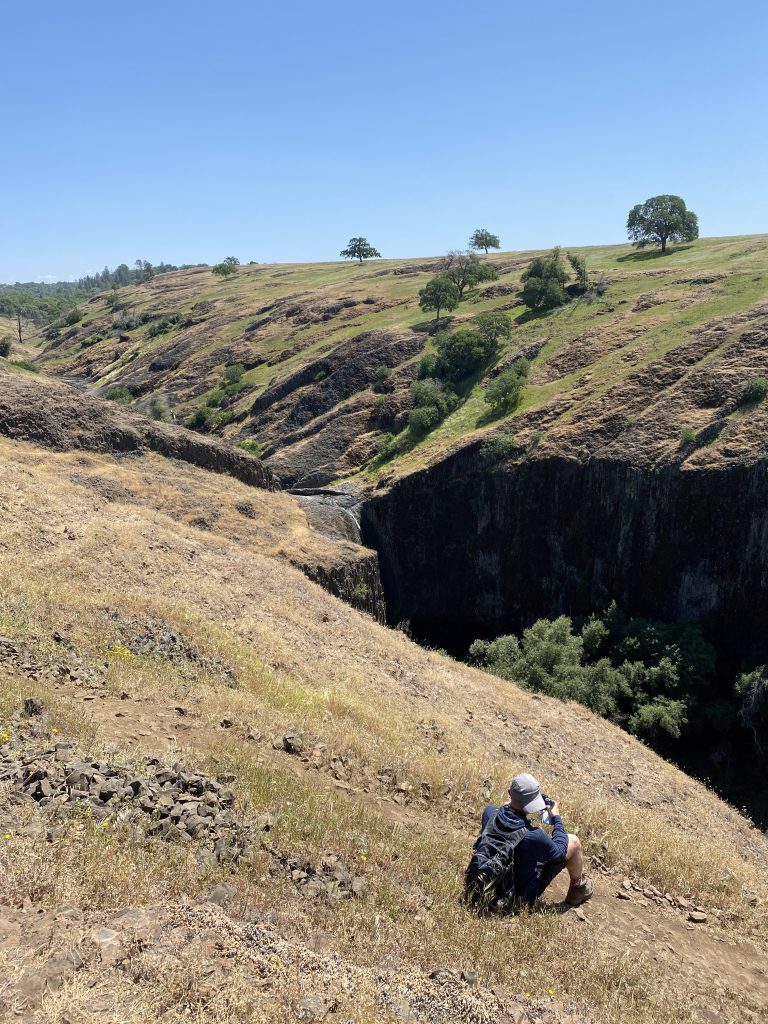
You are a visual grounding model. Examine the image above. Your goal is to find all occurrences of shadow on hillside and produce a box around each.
[514,304,568,325]
[617,245,694,263]
[411,317,457,335]
[475,403,517,428]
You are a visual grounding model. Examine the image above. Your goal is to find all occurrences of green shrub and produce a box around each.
[63,307,83,326]
[350,583,371,604]
[474,311,512,346]
[435,328,496,382]
[185,409,209,432]
[520,246,570,312]
[479,435,519,464]
[520,277,568,311]
[408,405,441,438]
[105,386,133,404]
[223,379,249,398]
[0,337,11,357]
[214,410,236,429]
[567,252,589,290]
[224,363,246,385]
[205,388,226,408]
[418,353,441,379]
[373,432,400,464]
[9,359,39,373]
[373,365,392,391]
[680,427,697,445]
[741,377,768,405]
[408,376,459,439]
[235,439,264,457]
[484,360,530,413]
[521,246,569,287]
[147,313,180,338]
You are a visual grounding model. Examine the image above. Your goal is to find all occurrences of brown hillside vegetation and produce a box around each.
[33,237,768,488]
[0,373,767,1023]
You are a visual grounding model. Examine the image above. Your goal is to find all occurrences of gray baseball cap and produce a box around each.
[509,772,546,813]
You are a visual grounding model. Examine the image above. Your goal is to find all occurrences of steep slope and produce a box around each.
[0,372,384,620]
[34,237,768,488]
[25,239,768,823]
[0,397,767,1023]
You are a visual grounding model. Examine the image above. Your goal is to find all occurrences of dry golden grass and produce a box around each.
[1,435,767,1022]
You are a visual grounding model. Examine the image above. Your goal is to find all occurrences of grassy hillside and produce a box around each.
[0,420,767,1022]
[35,236,768,487]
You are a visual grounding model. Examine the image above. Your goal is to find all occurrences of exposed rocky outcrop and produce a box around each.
[0,701,266,863]
[294,550,386,623]
[248,328,422,485]
[0,374,278,491]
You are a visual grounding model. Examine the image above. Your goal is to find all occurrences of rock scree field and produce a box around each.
[1,237,768,1024]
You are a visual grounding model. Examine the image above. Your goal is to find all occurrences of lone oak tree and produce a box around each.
[469,228,501,254]
[340,237,382,262]
[626,195,699,254]
[212,258,239,278]
[418,277,460,320]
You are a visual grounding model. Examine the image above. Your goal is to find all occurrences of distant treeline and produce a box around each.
[0,260,201,324]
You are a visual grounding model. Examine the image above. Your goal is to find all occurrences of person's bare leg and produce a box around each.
[565,835,593,905]
[566,834,584,883]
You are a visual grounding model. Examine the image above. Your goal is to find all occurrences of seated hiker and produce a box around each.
[466,772,592,910]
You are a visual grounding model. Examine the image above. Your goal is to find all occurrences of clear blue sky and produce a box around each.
[2,0,766,282]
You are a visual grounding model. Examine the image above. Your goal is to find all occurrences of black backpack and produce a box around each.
[464,808,526,913]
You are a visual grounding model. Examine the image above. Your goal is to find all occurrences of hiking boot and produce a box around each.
[565,876,593,907]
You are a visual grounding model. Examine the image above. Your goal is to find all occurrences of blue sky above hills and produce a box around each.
[2,0,766,282]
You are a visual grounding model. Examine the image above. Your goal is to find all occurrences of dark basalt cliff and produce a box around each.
[362,448,768,666]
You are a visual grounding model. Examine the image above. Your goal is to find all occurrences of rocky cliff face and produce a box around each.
[362,447,768,665]
[0,375,278,491]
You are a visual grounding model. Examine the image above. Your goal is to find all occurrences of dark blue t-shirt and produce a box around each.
[481,803,569,905]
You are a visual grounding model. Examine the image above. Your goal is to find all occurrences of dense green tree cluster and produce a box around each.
[407,312,516,440]
[0,259,184,325]
[517,246,596,313]
[418,251,498,322]
[471,604,768,821]
[469,603,721,741]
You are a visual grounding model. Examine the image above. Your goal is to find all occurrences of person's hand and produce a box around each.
[549,800,560,817]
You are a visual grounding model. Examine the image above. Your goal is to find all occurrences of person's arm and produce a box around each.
[540,800,569,861]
